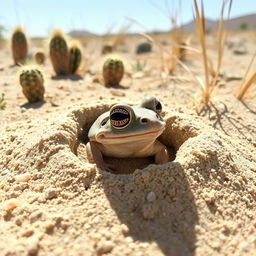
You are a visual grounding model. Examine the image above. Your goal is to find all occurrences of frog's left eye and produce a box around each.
[110,107,131,129]
[155,100,162,114]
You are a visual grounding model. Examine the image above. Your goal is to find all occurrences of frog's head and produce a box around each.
[88,96,165,144]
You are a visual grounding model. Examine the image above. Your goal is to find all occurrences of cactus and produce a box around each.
[69,40,82,74]
[102,42,113,54]
[136,41,152,54]
[49,29,69,75]
[0,93,6,110]
[103,58,124,87]
[34,49,45,64]
[19,67,45,103]
[11,26,28,65]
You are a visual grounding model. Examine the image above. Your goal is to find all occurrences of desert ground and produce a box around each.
[0,30,256,256]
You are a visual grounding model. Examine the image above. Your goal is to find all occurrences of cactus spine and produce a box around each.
[19,67,45,103]
[103,58,124,87]
[11,26,28,65]
[69,40,82,74]
[49,30,69,75]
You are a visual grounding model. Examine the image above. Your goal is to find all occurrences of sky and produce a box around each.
[0,0,255,38]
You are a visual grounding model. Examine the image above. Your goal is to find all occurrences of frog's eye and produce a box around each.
[155,100,162,114]
[110,107,131,129]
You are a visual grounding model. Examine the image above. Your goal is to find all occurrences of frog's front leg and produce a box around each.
[86,141,115,172]
[154,141,169,164]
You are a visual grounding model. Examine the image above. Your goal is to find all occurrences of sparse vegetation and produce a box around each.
[34,49,45,64]
[103,58,124,87]
[237,52,256,100]
[69,40,82,74]
[49,29,70,75]
[11,26,28,65]
[102,23,132,54]
[136,41,152,54]
[0,93,6,110]
[49,29,83,76]
[132,60,147,72]
[240,22,248,31]
[193,0,232,105]
[19,67,45,103]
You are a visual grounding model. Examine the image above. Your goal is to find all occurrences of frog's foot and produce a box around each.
[85,142,94,163]
[155,143,169,165]
[96,162,117,173]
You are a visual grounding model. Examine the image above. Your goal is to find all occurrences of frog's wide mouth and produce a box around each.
[96,127,165,142]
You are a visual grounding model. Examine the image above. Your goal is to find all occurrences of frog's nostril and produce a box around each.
[141,118,149,124]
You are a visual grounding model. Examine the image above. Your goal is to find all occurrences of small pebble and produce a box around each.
[92,76,100,83]
[120,224,129,235]
[3,199,19,212]
[15,172,31,183]
[2,168,10,175]
[45,221,55,232]
[96,241,114,255]
[44,188,57,200]
[22,229,34,237]
[29,210,43,223]
[27,239,39,256]
[146,191,156,202]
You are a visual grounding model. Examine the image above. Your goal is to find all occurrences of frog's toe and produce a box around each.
[106,163,118,173]
[96,162,115,173]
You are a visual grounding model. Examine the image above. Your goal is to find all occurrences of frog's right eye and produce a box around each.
[110,106,131,129]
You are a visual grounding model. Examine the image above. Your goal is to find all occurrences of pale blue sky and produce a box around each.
[0,0,255,37]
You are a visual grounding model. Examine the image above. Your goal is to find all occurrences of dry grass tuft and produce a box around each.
[0,93,6,110]
[193,0,232,105]
[236,52,256,100]
[102,23,132,54]
[167,21,187,74]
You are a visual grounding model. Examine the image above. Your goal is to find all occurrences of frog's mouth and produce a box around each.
[96,127,165,143]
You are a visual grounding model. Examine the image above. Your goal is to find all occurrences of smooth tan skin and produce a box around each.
[86,96,169,172]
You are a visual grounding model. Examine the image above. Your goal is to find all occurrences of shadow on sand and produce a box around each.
[20,100,46,109]
[100,161,198,256]
[51,74,83,81]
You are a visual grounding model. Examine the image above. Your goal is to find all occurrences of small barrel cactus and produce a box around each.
[34,49,45,64]
[19,67,45,103]
[69,40,82,74]
[49,29,69,75]
[103,58,124,87]
[102,42,113,54]
[136,41,152,54]
[11,26,28,65]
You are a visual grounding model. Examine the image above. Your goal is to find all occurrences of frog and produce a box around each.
[86,96,169,172]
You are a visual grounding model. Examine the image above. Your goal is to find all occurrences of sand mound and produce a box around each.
[0,102,255,255]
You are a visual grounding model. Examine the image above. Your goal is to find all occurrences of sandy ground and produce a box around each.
[0,32,256,256]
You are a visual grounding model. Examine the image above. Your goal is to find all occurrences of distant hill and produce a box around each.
[67,30,95,37]
[179,18,215,33]
[178,13,256,32]
[222,13,256,30]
